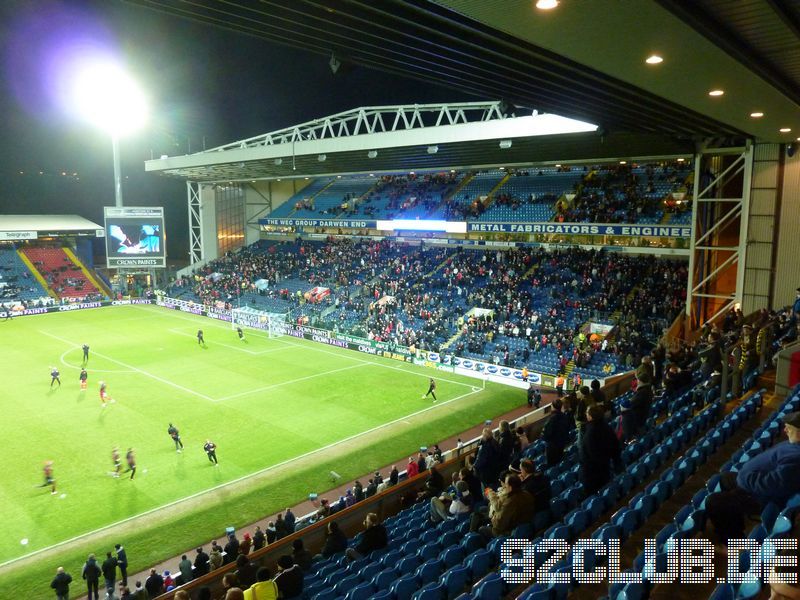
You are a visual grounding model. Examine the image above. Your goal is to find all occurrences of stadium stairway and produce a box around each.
[564,388,769,600]
[288,178,338,216]
[432,172,475,216]
[15,248,58,300]
[482,172,512,209]
[62,247,112,297]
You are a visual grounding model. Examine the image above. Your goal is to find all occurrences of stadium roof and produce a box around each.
[0,214,103,238]
[145,101,694,183]
[127,0,800,143]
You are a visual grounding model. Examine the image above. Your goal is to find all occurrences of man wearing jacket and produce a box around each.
[50,567,72,600]
[82,554,101,600]
[346,513,388,560]
[542,399,573,466]
[101,551,118,599]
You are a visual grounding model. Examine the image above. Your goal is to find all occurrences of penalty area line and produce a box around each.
[0,383,482,570]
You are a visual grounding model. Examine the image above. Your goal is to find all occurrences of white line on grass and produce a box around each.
[214,363,370,402]
[166,328,285,356]
[38,330,216,402]
[134,305,476,389]
[0,384,483,569]
[58,349,134,374]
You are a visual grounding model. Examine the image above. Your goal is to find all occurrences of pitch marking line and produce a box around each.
[214,363,371,402]
[58,349,134,374]
[166,328,284,356]
[135,304,476,388]
[0,384,483,569]
[39,331,216,402]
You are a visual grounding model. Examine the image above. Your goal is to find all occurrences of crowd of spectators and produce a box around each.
[170,239,688,376]
[556,161,690,223]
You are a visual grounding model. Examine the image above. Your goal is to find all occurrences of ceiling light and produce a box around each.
[410,171,415,175]
[535,0,559,9]
[276,178,281,182]
[274,158,283,166]
[779,127,792,133]
[499,140,512,149]
[677,158,685,162]
[645,55,663,65]
[427,145,439,154]
[317,154,327,162]
[619,160,627,165]
[367,150,378,159]
[555,164,562,167]
[337,175,342,178]
[499,166,506,170]
[370,173,374,177]
[708,90,724,97]
[750,112,764,118]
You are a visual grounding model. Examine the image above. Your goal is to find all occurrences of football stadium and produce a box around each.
[1,2,800,600]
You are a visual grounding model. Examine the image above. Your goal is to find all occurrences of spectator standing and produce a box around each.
[50,566,72,600]
[115,544,128,587]
[406,457,419,478]
[519,458,552,514]
[194,546,210,577]
[101,551,118,599]
[178,554,193,584]
[252,526,266,551]
[82,554,101,600]
[144,568,164,598]
[284,508,296,534]
[474,428,503,489]
[579,405,622,495]
[541,399,572,466]
[223,533,239,564]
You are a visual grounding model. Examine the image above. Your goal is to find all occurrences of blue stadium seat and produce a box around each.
[517,583,554,600]
[418,542,442,562]
[415,558,444,585]
[391,573,422,600]
[345,581,375,600]
[333,573,361,596]
[412,581,447,600]
[372,567,399,590]
[442,546,465,569]
[465,549,494,581]
[397,555,422,576]
[460,533,485,555]
[471,572,505,599]
[441,565,470,600]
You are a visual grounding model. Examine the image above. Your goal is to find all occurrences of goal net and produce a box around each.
[231,306,288,338]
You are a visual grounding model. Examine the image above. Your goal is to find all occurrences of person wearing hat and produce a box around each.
[706,410,800,543]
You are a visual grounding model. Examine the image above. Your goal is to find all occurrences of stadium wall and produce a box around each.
[244,178,312,246]
[774,144,800,308]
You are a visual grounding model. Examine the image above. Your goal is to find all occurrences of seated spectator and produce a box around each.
[235,553,258,590]
[476,473,537,538]
[243,568,276,600]
[226,588,245,600]
[430,480,473,523]
[318,521,348,559]
[706,411,800,543]
[346,513,388,560]
[291,539,313,572]
[144,569,164,598]
[273,555,303,599]
[209,542,223,570]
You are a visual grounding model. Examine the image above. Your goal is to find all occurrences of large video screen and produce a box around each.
[104,206,166,268]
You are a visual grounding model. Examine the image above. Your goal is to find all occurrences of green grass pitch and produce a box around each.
[0,304,524,597]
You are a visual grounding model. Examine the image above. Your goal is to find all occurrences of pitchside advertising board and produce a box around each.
[104,207,166,268]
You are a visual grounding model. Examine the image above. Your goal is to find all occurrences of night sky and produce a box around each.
[0,0,474,262]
